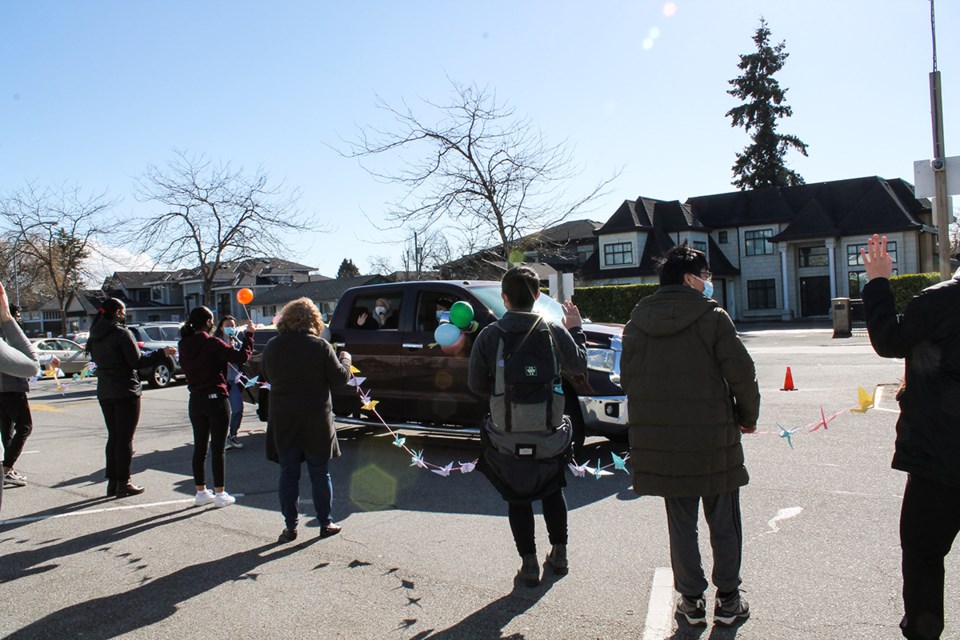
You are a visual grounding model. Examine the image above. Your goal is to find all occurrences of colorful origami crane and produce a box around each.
[410,450,428,469]
[431,462,454,477]
[587,460,613,479]
[777,423,801,449]
[807,406,843,433]
[849,386,875,413]
[568,461,589,477]
[611,451,630,473]
[458,460,476,474]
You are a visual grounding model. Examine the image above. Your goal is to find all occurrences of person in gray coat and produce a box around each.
[262,297,352,543]
[0,282,41,512]
[621,245,760,628]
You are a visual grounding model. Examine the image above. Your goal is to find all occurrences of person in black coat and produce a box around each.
[861,234,960,640]
[85,298,176,497]
[262,297,352,542]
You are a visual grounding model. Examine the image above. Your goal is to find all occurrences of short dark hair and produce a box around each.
[8,304,19,316]
[657,244,709,286]
[501,266,539,311]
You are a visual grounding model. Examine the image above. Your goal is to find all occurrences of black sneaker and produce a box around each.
[278,528,298,543]
[714,591,750,627]
[545,544,568,575]
[517,554,539,587]
[676,594,706,626]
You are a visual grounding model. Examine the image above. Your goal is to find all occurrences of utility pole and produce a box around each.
[929,0,952,281]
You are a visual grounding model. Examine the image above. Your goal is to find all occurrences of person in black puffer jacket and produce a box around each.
[861,234,960,640]
[85,298,176,498]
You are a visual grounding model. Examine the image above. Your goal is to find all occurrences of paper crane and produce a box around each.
[850,386,875,413]
[361,398,379,411]
[568,461,589,478]
[611,451,630,473]
[431,462,454,477]
[350,365,361,374]
[347,376,366,388]
[410,450,428,469]
[392,435,406,448]
[777,424,801,449]
[243,375,259,388]
[587,460,614,479]
[458,460,476,474]
[807,406,842,433]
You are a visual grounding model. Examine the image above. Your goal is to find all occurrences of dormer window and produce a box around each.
[603,242,634,266]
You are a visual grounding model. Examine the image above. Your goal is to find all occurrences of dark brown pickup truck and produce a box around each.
[325,280,628,446]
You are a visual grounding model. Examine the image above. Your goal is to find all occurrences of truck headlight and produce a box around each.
[586,348,616,373]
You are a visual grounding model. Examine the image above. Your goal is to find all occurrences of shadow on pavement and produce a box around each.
[4,537,317,640]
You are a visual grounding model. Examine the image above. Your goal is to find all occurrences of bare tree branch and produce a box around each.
[339,80,619,262]
[126,151,321,305]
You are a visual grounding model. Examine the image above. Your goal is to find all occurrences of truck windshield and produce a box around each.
[471,285,565,324]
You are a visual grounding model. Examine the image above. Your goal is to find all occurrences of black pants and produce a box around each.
[99,397,141,483]
[0,392,33,469]
[900,474,960,640]
[189,395,229,488]
[507,489,568,557]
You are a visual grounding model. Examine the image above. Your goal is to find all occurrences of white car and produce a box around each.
[30,337,93,375]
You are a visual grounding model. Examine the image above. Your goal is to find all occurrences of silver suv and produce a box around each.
[126,322,184,388]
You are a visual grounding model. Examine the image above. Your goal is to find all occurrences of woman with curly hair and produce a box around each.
[262,297,352,542]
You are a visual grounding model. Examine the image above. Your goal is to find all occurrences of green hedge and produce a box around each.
[889,272,942,312]
[572,283,659,324]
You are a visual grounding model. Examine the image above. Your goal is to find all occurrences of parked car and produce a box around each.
[31,337,93,375]
[126,322,185,388]
[323,281,627,444]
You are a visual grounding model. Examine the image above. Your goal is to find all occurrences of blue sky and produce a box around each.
[1,1,957,280]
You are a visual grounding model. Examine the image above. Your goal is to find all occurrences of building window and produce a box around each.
[576,244,594,264]
[747,279,777,309]
[718,231,728,244]
[848,241,897,266]
[798,246,829,268]
[692,240,707,253]
[151,286,162,301]
[42,311,60,320]
[603,242,634,266]
[744,229,775,256]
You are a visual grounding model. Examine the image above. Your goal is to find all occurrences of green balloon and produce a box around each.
[449,301,475,329]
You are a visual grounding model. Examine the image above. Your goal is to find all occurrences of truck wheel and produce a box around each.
[148,360,173,388]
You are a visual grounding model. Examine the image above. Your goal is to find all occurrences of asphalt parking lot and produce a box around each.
[0,325,956,639]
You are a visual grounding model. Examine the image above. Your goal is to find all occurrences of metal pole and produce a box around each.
[929,1,952,281]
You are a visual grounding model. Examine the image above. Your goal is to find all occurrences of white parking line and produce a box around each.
[642,567,675,640]
[0,494,246,527]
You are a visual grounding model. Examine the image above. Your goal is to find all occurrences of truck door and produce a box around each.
[329,290,406,420]
[400,287,488,428]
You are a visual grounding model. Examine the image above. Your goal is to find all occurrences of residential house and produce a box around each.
[582,176,938,321]
[103,271,185,323]
[249,275,388,324]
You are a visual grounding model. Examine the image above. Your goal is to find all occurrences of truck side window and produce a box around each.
[417,294,457,332]
[353,296,400,330]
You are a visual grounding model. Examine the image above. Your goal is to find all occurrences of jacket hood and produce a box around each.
[89,318,120,342]
[630,285,717,337]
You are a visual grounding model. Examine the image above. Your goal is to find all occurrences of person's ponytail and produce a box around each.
[181,306,214,339]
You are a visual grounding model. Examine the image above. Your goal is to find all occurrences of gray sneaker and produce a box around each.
[4,470,26,487]
[676,594,706,626]
[225,435,243,450]
[714,591,750,627]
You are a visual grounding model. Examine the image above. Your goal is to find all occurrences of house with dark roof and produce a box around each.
[249,275,388,324]
[438,219,602,280]
[582,176,938,320]
[103,271,185,323]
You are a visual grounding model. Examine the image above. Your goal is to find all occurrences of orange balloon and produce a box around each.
[236,288,254,305]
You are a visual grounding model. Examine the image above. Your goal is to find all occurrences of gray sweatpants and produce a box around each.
[664,489,743,597]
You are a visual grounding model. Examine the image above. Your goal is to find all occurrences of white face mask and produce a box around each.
[375,306,387,316]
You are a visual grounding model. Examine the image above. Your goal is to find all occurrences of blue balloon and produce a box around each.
[434,322,462,347]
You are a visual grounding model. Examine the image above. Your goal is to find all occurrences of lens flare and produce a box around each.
[663,2,677,17]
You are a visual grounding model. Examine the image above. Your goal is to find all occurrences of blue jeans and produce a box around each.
[278,447,333,530]
[227,382,244,438]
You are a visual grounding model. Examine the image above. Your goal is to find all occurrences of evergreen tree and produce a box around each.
[727,18,808,190]
[337,258,360,278]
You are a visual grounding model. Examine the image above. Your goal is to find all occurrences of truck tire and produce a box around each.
[148,359,174,389]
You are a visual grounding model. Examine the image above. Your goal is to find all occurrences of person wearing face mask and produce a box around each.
[620,244,761,628]
[214,315,246,450]
[178,307,254,507]
[356,298,397,329]
[86,297,178,497]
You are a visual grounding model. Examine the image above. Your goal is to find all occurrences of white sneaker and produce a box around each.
[214,491,236,508]
[194,489,215,506]
[4,471,26,487]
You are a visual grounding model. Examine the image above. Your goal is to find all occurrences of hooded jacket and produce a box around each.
[0,319,39,393]
[862,273,960,488]
[620,285,760,498]
[86,319,167,400]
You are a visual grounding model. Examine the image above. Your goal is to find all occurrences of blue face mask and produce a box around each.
[223,326,237,337]
[702,280,714,299]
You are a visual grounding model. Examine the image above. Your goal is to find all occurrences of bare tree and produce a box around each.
[399,227,451,279]
[0,182,117,334]
[366,255,395,277]
[342,81,618,262]
[129,151,317,306]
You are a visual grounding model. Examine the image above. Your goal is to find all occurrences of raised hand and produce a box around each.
[861,234,893,281]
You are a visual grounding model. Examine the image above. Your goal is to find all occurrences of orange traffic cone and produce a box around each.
[781,367,797,391]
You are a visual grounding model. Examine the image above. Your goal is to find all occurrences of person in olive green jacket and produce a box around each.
[621,244,760,629]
